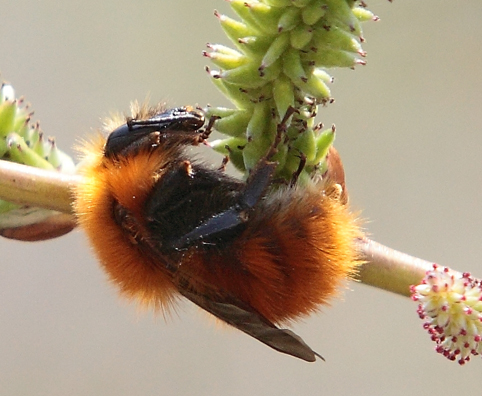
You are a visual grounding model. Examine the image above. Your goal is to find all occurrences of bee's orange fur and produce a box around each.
[173,180,361,324]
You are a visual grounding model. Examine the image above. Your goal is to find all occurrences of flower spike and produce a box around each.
[206,0,376,180]
[411,264,482,365]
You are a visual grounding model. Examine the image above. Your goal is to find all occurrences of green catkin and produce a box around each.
[206,0,375,179]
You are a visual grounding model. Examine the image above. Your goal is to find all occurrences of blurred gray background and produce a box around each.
[1,1,482,395]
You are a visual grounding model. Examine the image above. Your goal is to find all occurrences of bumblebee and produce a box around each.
[74,104,360,362]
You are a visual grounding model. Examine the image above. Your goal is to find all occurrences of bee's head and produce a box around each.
[104,106,205,159]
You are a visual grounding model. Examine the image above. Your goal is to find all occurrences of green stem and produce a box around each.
[356,238,432,297]
[0,159,80,214]
[0,158,434,296]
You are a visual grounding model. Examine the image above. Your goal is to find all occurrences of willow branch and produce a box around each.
[355,238,432,297]
[0,158,435,296]
[0,159,80,214]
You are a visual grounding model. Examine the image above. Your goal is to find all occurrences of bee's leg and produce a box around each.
[171,107,297,249]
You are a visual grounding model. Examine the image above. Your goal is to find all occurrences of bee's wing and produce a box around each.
[179,288,323,362]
